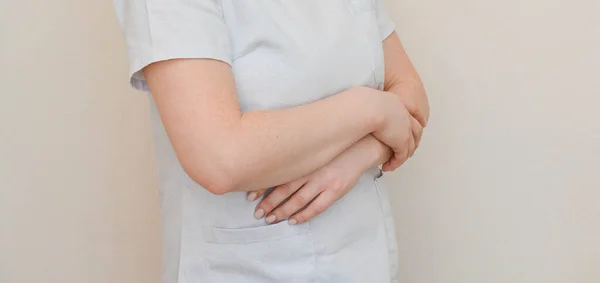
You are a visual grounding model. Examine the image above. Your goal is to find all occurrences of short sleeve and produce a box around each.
[113,0,232,91]
[374,0,396,41]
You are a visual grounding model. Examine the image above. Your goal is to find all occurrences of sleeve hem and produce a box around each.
[380,22,396,41]
[128,51,232,92]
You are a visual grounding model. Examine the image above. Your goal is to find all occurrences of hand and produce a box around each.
[388,82,429,168]
[372,91,416,171]
[380,115,422,172]
[391,82,429,129]
[248,144,369,225]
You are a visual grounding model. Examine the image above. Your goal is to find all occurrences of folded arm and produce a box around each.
[251,32,430,224]
[330,31,430,174]
[143,58,407,194]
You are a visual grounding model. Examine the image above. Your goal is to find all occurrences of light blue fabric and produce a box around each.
[114,0,398,282]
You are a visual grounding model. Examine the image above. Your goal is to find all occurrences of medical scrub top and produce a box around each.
[114,0,399,282]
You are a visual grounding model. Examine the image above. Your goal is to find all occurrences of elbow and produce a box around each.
[193,172,234,195]
[182,148,243,195]
[185,166,235,195]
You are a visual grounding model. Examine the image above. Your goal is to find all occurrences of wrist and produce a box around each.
[342,135,387,174]
[326,138,370,176]
[360,88,395,133]
[365,134,393,169]
[347,87,386,132]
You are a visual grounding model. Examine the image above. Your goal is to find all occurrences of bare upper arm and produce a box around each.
[382,32,423,91]
[383,32,430,125]
[143,59,242,189]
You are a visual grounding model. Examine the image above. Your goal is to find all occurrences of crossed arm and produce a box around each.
[322,31,430,175]
[143,32,428,200]
[249,32,429,224]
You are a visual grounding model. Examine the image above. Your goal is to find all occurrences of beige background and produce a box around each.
[1,0,598,283]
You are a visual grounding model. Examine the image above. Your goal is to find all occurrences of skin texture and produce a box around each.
[142,35,416,195]
[251,32,429,225]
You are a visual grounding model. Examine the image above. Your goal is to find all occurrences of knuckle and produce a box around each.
[330,177,344,190]
[279,183,293,192]
[274,209,287,219]
[261,198,276,211]
[330,183,344,195]
[313,203,327,214]
[295,194,309,207]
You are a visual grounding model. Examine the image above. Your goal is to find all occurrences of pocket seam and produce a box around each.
[372,177,398,281]
[208,222,311,244]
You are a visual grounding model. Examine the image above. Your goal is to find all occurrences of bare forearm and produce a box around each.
[224,88,385,191]
[245,32,429,189]
[144,59,399,194]
[331,134,392,175]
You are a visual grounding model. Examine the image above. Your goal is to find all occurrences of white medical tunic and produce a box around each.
[114,0,399,282]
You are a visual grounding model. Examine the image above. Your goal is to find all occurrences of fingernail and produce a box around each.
[266,215,276,224]
[248,192,257,201]
[288,219,297,225]
[254,209,264,219]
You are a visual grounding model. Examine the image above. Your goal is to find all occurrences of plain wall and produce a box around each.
[1,1,161,283]
[1,1,598,283]
[384,0,600,282]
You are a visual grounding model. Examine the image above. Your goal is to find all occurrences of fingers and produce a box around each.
[401,96,427,127]
[409,116,423,157]
[412,117,423,149]
[254,178,306,220]
[382,161,391,172]
[383,151,406,172]
[407,128,416,159]
[383,116,423,172]
[289,190,337,225]
[413,109,427,128]
[247,188,268,201]
[265,182,323,224]
[382,133,412,172]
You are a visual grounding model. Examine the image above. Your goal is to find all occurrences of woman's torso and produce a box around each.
[150,1,398,282]
[223,0,385,112]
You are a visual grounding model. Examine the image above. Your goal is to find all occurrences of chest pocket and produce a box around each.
[346,0,386,90]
